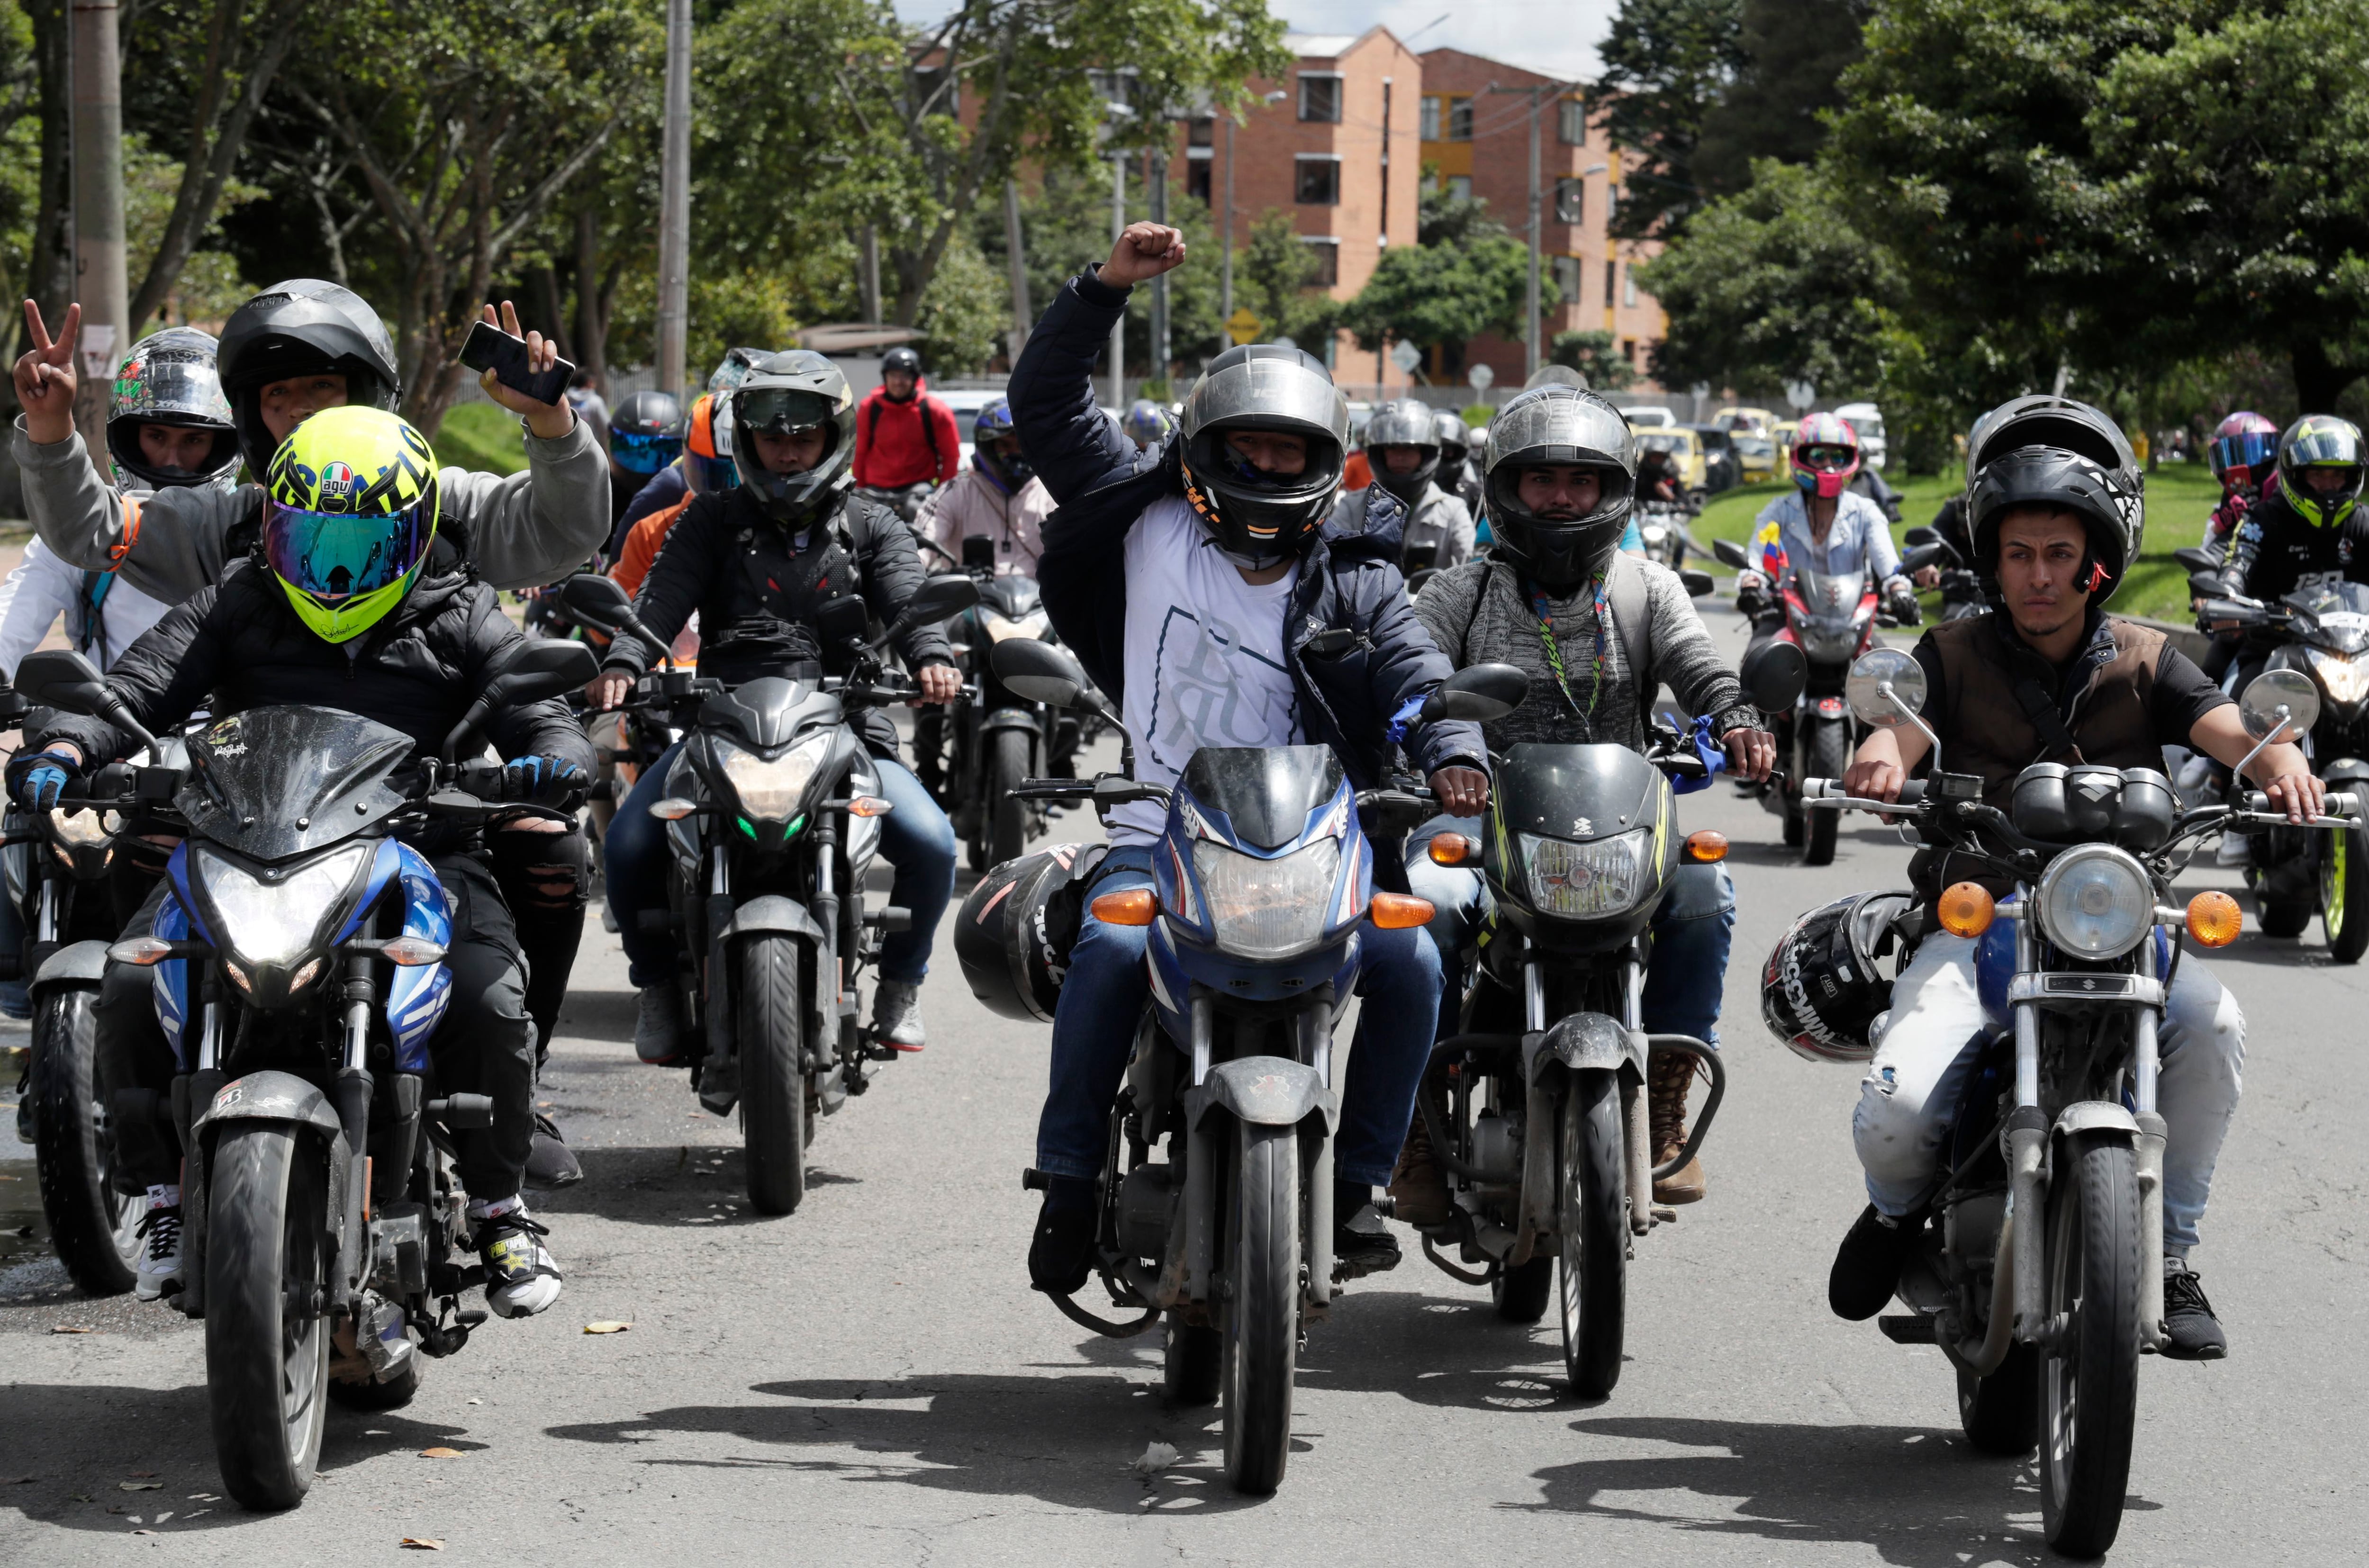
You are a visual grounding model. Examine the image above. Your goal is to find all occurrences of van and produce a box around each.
[1833,401,1887,470]
[1711,405,1777,439]
[1619,405,1676,430]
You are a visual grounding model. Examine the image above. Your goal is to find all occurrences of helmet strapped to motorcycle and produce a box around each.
[683,394,739,496]
[1433,409,1472,474]
[216,279,402,477]
[971,397,1031,492]
[1176,342,1350,568]
[1759,891,1917,1063]
[2276,414,2366,530]
[953,842,1112,1021]
[1962,396,2144,602]
[262,405,439,644]
[1961,394,2139,492]
[1790,411,1862,500]
[1481,384,1637,590]
[1363,397,1444,506]
[730,350,858,526]
[104,326,240,495]
[2207,410,2279,486]
[609,389,686,476]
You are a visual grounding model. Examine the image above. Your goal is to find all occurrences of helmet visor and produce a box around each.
[612,429,682,474]
[2288,425,2363,468]
[736,387,835,436]
[264,497,434,604]
[112,351,233,428]
[2211,430,2278,475]
[1799,444,1855,473]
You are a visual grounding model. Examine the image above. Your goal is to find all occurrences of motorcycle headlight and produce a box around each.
[2306,645,2369,706]
[983,608,1052,643]
[197,843,370,971]
[714,731,832,822]
[49,806,110,847]
[2035,843,2154,960]
[1189,837,1343,960]
[1799,624,1859,662]
[1519,829,1655,919]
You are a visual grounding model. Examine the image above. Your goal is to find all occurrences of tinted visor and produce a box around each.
[2289,425,2363,467]
[612,429,682,474]
[2211,430,2277,475]
[737,387,835,436]
[264,497,432,602]
[1799,444,1854,472]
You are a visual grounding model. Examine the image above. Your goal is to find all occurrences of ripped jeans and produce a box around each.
[1854,933,2246,1253]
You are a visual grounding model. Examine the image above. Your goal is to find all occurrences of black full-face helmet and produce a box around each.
[1961,397,2143,604]
[1482,384,1638,590]
[730,351,857,526]
[1434,409,1472,478]
[1175,342,1351,568]
[1362,398,1444,506]
[216,279,401,477]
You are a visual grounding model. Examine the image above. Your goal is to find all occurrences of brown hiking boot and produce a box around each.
[1649,1049,1706,1205]
[1387,1106,1453,1229]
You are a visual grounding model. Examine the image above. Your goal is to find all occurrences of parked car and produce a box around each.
[1734,433,1781,485]
[1683,423,1743,494]
[1619,404,1677,430]
[1712,405,1777,439]
[1833,401,1888,469]
[934,387,1007,472]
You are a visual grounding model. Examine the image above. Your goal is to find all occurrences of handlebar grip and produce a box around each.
[1799,777,1845,800]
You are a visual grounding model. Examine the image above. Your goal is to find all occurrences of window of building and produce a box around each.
[1185,160,1212,203]
[1447,96,1474,141]
[1420,95,1442,141]
[1187,116,1213,148]
[1301,236,1340,288]
[1623,265,1638,307]
[1446,174,1473,202]
[1622,338,1638,363]
[1558,98,1587,146]
[1299,72,1342,123]
[1295,155,1340,206]
[1554,178,1584,224]
[1604,260,1616,309]
[1552,255,1581,308]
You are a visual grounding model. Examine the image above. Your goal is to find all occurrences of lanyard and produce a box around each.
[1529,576,1609,729]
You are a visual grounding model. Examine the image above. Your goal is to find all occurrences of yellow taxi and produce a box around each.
[1636,428,1706,492]
[1712,405,1777,439]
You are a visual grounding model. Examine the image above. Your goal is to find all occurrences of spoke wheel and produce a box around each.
[1956,1342,2038,1456]
[206,1122,331,1511]
[1221,1123,1298,1494]
[2038,1133,2142,1558]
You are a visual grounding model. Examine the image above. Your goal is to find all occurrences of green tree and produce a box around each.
[1548,330,1641,392]
[1587,0,1746,240]
[1338,231,1545,364]
[1691,0,1867,196]
[1234,209,1338,351]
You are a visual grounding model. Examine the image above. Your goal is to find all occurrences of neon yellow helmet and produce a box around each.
[262,406,439,643]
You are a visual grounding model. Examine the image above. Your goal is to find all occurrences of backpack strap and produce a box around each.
[2011,676,2086,763]
[1605,551,1653,693]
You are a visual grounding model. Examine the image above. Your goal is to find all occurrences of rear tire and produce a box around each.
[2324,825,2369,963]
[1492,1255,1554,1323]
[738,935,807,1217]
[326,1355,425,1413]
[1163,1311,1221,1406]
[2038,1134,2142,1558]
[31,986,138,1296]
[206,1122,332,1511]
[1804,720,1848,866]
[984,728,1031,870]
[1222,1123,1298,1495]
[1957,1341,2038,1456]
[1556,1069,1628,1398]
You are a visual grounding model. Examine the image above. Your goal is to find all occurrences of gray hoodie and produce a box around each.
[9,414,609,603]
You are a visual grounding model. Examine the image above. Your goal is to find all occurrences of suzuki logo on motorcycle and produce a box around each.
[1571,816,1593,837]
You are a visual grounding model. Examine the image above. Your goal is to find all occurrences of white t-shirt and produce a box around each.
[1112,500,1304,845]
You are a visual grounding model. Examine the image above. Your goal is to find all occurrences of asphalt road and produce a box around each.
[4,604,2367,1566]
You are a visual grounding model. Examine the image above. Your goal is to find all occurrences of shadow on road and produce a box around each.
[528,1143,864,1227]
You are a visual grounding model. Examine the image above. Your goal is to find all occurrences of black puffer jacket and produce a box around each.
[29,544,593,793]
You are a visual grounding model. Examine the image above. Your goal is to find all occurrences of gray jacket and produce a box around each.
[9,414,609,603]
[1413,553,1753,754]
[1329,481,1475,568]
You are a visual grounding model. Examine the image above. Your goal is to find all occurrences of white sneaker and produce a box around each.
[2216,833,2253,868]
[475,1201,563,1319]
[871,981,926,1051]
[134,1184,183,1302]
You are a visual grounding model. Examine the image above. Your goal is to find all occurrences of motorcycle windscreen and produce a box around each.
[2285,579,2369,653]
[1492,742,1667,844]
[1177,745,1344,851]
[176,705,415,862]
[700,676,836,753]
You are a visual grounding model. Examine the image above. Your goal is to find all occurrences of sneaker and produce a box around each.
[2215,833,2253,868]
[1829,1203,1923,1321]
[1648,1049,1707,1205]
[871,981,926,1052]
[2161,1263,2228,1361]
[600,902,620,935]
[635,985,684,1064]
[476,1202,563,1319]
[524,1112,583,1189]
[1333,1180,1402,1280]
[1028,1176,1098,1295]
[134,1185,183,1302]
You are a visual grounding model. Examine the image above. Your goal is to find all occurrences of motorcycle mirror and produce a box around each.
[1738,639,1808,713]
[1845,647,1928,728]
[990,638,1092,710]
[1899,541,1947,575]
[486,640,602,708]
[14,649,107,714]
[961,534,997,571]
[2187,570,2229,599]
[1680,567,1715,598]
[1421,662,1528,724]
[2172,546,2222,575]
[815,594,871,647]
[1711,536,1750,570]
[898,574,981,628]
[557,572,634,632]
[1901,526,1939,547]
[2238,667,2320,742]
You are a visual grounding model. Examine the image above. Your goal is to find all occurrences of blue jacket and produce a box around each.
[1011,267,1485,797]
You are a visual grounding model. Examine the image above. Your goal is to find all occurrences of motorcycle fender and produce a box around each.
[2323,756,2369,787]
[1524,1012,1646,1084]
[30,938,109,993]
[977,706,1042,737]
[2052,1100,2138,1143]
[718,894,826,945]
[192,1068,344,1140]
[1185,1055,1339,1133]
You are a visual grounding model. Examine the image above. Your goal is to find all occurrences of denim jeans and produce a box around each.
[1034,846,1444,1188]
[606,740,956,988]
[1405,813,1736,1045]
[1854,933,2244,1252]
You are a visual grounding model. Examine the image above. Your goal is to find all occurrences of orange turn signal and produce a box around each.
[1090,888,1158,926]
[1369,892,1437,929]
[2186,890,2242,948]
[1683,829,1729,863]
[1936,881,1996,939]
[1427,834,1479,866]
[846,795,894,818]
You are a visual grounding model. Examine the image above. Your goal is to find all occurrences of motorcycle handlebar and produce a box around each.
[1800,777,1928,810]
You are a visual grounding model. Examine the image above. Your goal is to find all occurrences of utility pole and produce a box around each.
[1219,114,1236,326]
[1108,152,1126,410]
[859,230,881,324]
[1148,149,1169,388]
[655,0,692,397]
[1488,81,1560,380]
[1002,179,1030,362]
[69,0,127,454]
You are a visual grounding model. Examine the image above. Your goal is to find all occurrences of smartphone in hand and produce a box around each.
[459,320,574,406]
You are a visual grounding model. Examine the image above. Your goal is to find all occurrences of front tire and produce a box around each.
[1804,719,1849,866]
[983,727,1031,870]
[206,1122,332,1511]
[2324,824,2369,963]
[1556,1069,1628,1398]
[738,935,807,1216]
[2037,1133,2142,1558]
[31,986,139,1295]
[1222,1123,1299,1495]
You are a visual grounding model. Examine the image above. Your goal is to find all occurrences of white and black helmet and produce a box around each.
[1482,384,1637,589]
[1962,396,2143,602]
[105,327,239,495]
[1362,397,1443,505]
[1176,342,1350,567]
[730,350,856,526]
[1759,891,1917,1063]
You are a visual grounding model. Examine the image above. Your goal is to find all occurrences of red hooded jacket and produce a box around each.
[852,378,961,488]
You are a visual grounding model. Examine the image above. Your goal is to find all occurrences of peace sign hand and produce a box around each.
[13,299,82,446]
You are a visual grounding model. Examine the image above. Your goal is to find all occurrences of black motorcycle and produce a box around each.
[559,571,977,1215]
[933,537,1077,871]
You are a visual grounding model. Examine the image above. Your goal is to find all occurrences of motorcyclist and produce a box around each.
[590,351,961,1059]
[1830,397,2321,1361]
[2203,410,2280,553]
[1434,408,1483,516]
[7,406,593,1316]
[607,393,740,597]
[607,348,768,557]
[1737,413,1925,642]
[1009,221,1491,1293]
[915,397,1054,576]
[1399,386,1776,1209]
[600,388,685,532]
[2219,414,2369,610]
[852,345,959,506]
[1120,398,1170,450]
[1330,397,1476,569]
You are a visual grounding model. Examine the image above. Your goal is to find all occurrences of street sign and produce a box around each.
[1784,379,1817,411]
[1226,306,1264,345]
[1389,338,1424,374]
[1467,363,1495,391]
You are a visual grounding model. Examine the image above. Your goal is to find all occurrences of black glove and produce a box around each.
[1889,587,1923,626]
[499,754,589,806]
[8,747,77,813]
